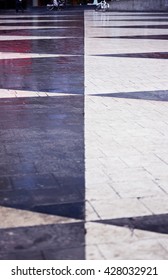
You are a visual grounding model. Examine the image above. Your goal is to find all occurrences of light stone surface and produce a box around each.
[0,206,80,229]
[0,9,168,260]
[85,10,168,259]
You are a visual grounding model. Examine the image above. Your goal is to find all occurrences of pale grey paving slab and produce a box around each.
[97,239,168,260]
[140,197,168,215]
[86,244,105,260]
[85,222,137,246]
[85,10,168,259]
[88,198,151,220]
[110,179,165,199]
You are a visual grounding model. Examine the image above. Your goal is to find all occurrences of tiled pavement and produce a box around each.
[0,8,168,259]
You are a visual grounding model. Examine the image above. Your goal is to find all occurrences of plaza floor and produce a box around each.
[0,7,168,259]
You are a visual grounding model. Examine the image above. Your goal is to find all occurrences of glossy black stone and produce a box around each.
[0,10,85,225]
[0,28,82,37]
[0,57,83,93]
[0,96,85,216]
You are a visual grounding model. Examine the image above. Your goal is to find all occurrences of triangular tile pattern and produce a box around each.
[0,11,85,223]
[84,9,168,259]
[1,10,168,260]
[95,214,168,234]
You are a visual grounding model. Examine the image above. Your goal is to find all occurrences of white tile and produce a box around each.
[86,201,100,221]
[111,179,165,199]
[89,198,150,220]
[86,245,105,260]
[85,222,137,245]
[86,183,119,201]
[140,197,168,214]
[98,239,168,259]
[0,206,80,229]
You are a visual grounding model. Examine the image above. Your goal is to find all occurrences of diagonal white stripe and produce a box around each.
[0,89,80,99]
[0,52,81,59]
[0,19,80,23]
[0,206,81,229]
[0,15,80,19]
[0,36,82,41]
[0,26,77,30]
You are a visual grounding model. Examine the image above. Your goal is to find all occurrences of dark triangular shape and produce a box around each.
[93,35,168,40]
[33,202,85,220]
[90,90,168,102]
[92,52,168,59]
[95,213,168,234]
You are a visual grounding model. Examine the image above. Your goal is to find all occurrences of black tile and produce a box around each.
[96,213,168,234]
[33,201,85,219]
[0,57,84,93]
[0,250,44,260]
[95,24,168,29]
[55,176,85,193]
[31,186,84,205]
[0,177,12,190]
[91,19,168,22]
[0,189,33,208]
[0,28,82,37]
[43,246,85,260]
[0,161,37,176]
[0,222,85,259]
[11,173,58,190]
[93,35,168,40]
[94,52,168,59]
[0,38,84,55]
[0,10,85,260]
[91,90,168,102]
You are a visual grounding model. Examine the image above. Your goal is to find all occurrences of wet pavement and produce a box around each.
[0,9,85,259]
[1,8,168,260]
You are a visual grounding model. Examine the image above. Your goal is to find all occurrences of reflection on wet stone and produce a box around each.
[1,8,85,260]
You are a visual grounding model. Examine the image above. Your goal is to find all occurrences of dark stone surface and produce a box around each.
[91,90,168,102]
[96,213,168,234]
[91,19,168,22]
[94,52,168,59]
[43,246,85,260]
[0,189,33,208]
[0,10,85,225]
[33,201,85,219]
[0,57,84,93]
[31,187,84,205]
[0,39,83,55]
[11,173,58,190]
[0,177,12,191]
[0,250,44,260]
[95,24,168,29]
[0,222,85,260]
[93,35,168,40]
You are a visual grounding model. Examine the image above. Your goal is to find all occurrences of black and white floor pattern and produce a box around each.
[0,9,168,259]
